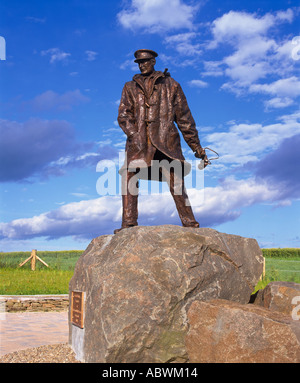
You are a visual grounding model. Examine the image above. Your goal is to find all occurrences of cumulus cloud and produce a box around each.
[117,0,199,33]
[208,10,276,48]
[0,197,122,240]
[264,97,294,110]
[208,9,294,50]
[191,177,281,225]
[203,109,300,166]
[203,8,299,107]
[249,76,300,98]
[0,175,284,241]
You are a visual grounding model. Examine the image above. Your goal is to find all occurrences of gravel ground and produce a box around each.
[0,343,81,363]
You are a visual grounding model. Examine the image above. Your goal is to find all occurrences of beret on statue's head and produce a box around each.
[134,49,158,62]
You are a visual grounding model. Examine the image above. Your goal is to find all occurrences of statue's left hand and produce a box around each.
[195,147,209,168]
[194,147,206,159]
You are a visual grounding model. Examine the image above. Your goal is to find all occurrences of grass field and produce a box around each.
[264,258,300,283]
[0,249,299,295]
[255,257,300,291]
[0,269,74,295]
[0,251,82,295]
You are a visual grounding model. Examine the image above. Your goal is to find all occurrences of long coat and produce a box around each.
[118,70,201,177]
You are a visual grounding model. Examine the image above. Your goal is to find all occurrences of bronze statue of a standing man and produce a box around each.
[115,49,207,233]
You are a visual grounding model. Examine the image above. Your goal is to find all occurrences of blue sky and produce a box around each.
[0,0,299,251]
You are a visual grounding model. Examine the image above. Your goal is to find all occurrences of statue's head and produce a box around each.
[134,49,158,75]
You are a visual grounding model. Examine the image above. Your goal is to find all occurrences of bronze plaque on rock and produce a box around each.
[71,291,84,328]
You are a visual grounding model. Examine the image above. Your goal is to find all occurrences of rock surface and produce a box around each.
[253,281,300,317]
[69,225,264,363]
[186,299,300,363]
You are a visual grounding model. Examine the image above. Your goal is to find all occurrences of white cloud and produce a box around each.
[0,176,283,241]
[202,61,224,77]
[204,110,300,165]
[41,48,71,64]
[203,8,299,107]
[275,38,296,60]
[208,9,294,49]
[191,177,280,220]
[275,8,294,22]
[188,79,208,88]
[222,36,276,85]
[120,58,138,71]
[249,76,300,98]
[164,32,202,55]
[264,97,294,109]
[70,193,89,198]
[208,11,275,49]
[117,0,199,33]
[0,197,122,240]
[85,50,98,61]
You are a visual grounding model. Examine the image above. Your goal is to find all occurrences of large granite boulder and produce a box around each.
[186,299,300,363]
[69,225,264,363]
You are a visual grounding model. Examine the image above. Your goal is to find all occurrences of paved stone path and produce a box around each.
[0,311,68,357]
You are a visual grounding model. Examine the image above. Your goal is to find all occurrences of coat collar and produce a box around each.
[132,71,165,97]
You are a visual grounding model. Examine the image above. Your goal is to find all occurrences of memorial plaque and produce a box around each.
[71,291,84,328]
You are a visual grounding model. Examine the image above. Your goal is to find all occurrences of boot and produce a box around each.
[114,190,138,234]
[114,223,137,234]
[168,169,199,228]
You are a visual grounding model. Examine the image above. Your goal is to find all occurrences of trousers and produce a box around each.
[120,151,199,228]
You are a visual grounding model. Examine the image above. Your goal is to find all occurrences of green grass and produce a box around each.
[265,258,300,283]
[254,257,300,292]
[0,250,83,295]
[0,268,74,295]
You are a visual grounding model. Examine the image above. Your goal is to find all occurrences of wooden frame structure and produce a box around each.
[18,249,49,271]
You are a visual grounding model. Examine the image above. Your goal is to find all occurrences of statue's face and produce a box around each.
[138,58,155,75]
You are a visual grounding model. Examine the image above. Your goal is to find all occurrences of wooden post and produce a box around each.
[31,249,37,271]
[259,257,266,281]
[19,249,49,270]
[35,255,49,268]
[18,254,33,268]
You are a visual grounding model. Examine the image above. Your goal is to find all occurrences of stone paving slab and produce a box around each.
[0,311,68,357]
